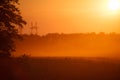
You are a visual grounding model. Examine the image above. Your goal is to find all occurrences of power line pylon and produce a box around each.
[30,22,38,35]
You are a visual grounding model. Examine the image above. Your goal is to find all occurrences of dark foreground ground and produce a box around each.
[0,57,120,80]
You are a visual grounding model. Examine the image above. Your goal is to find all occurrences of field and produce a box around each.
[1,57,120,80]
[23,57,120,80]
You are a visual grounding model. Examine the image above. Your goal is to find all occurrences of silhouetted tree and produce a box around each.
[0,0,26,57]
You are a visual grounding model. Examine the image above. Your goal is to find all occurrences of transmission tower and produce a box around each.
[30,22,38,35]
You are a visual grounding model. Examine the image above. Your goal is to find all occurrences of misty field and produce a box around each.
[21,57,120,80]
[15,34,120,57]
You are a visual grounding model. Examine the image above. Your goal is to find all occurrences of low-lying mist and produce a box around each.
[14,33,120,58]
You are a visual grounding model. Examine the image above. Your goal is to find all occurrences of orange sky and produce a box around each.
[20,0,120,35]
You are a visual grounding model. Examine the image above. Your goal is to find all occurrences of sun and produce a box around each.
[108,0,120,11]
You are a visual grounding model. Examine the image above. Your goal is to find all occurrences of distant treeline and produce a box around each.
[14,33,120,57]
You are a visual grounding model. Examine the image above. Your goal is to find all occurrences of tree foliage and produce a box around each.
[0,0,26,57]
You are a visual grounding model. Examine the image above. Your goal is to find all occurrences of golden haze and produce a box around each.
[20,0,120,35]
[15,0,120,57]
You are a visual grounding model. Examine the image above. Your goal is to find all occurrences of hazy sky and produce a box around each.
[20,0,120,35]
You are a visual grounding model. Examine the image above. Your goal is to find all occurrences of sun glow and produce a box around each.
[108,0,120,11]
